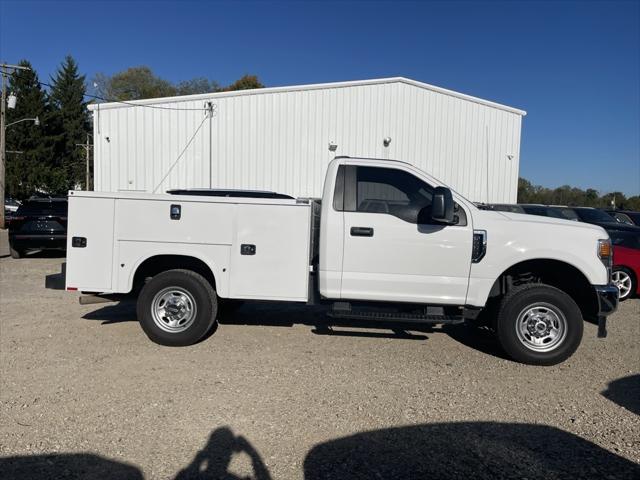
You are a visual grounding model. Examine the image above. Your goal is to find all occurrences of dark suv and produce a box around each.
[571,207,640,234]
[8,198,68,258]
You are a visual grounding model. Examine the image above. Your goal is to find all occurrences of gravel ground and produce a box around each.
[0,255,638,479]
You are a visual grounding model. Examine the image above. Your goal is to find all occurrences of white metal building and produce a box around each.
[88,77,526,203]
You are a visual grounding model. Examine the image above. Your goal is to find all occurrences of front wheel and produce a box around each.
[136,269,218,346]
[495,284,583,366]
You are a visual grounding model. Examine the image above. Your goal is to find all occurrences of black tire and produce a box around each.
[10,247,22,259]
[612,266,636,301]
[136,269,218,346]
[495,284,583,366]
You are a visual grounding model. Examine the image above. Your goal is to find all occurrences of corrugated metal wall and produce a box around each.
[91,78,524,203]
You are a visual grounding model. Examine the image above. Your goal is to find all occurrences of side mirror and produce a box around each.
[431,186,455,224]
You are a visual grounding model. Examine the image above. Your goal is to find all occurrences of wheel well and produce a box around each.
[488,259,598,320]
[132,255,216,293]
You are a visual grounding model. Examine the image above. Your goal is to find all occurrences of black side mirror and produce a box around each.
[431,187,455,224]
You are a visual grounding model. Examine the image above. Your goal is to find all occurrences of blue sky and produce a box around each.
[1,0,638,195]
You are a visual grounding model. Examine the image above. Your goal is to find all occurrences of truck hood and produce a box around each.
[496,211,607,234]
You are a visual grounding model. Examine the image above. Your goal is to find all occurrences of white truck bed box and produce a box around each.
[65,191,311,302]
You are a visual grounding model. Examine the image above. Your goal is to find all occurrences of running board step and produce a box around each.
[327,309,465,324]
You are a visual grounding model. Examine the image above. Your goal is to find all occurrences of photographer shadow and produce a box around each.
[175,427,272,480]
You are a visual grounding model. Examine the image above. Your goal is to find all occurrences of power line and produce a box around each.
[37,81,209,111]
[152,114,209,193]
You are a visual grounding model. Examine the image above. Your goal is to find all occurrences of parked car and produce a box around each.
[571,207,640,234]
[520,204,580,221]
[605,209,640,226]
[8,197,68,258]
[610,230,640,300]
[49,156,619,366]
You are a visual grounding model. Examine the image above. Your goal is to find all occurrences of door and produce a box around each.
[340,165,472,305]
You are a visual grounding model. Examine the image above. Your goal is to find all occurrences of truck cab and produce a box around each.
[57,156,619,366]
[319,157,473,304]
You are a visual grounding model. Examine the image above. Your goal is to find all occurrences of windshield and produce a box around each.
[575,208,614,223]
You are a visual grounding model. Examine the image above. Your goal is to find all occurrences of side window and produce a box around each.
[615,213,633,225]
[559,208,579,221]
[354,166,466,225]
[546,208,565,219]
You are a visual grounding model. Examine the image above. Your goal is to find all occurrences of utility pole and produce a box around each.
[1,66,5,230]
[1,63,31,229]
[75,133,93,190]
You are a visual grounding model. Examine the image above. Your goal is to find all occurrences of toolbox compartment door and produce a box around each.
[229,203,310,301]
[65,196,115,291]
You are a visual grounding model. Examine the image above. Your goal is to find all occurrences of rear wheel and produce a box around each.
[612,266,636,300]
[136,269,218,346]
[9,247,22,259]
[495,284,583,366]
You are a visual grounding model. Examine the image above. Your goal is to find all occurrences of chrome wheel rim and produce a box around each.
[151,287,197,333]
[515,303,567,353]
[612,271,632,299]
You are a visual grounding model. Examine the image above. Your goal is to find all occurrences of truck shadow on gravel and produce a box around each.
[0,453,143,480]
[226,302,509,358]
[82,299,137,325]
[83,301,508,358]
[602,374,640,415]
[1,422,638,480]
[303,422,640,480]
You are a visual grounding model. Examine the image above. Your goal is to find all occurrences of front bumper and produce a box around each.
[593,284,619,338]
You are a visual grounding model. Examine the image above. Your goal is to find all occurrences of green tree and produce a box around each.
[92,68,264,101]
[625,196,640,211]
[518,176,638,211]
[224,74,264,91]
[517,177,534,203]
[94,66,177,100]
[5,60,56,198]
[49,55,91,189]
[584,188,599,206]
[176,77,220,95]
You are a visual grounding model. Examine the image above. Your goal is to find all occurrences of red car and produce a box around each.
[611,231,640,300]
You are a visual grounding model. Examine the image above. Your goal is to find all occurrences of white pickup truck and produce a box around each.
[53,156,618,365]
